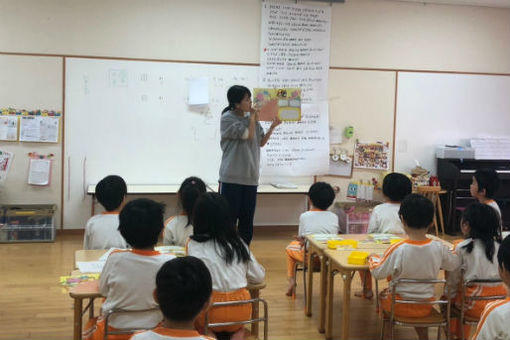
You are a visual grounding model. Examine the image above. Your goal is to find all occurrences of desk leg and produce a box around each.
[249,288,260,339]
[318,255,327,333]
[325,265,335,340]
[73,297,83,340]
[341,271,353,340]
[305,250,314,317]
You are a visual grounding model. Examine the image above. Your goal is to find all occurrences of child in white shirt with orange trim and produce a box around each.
[446,203,505,339]
[472,235,510,340]
[83,199,175,340]
[84,175,128,250]
[163,177,206,247]
[129,256,215,340]
[285,182,338,297]
[471,168,503,232]
[187,192,265,339]
[358,173,412,299]
[369,194,459,340]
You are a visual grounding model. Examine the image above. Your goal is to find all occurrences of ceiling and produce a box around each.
[389,0,510,8]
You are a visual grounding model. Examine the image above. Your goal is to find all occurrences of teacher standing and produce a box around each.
[218,85,281,245]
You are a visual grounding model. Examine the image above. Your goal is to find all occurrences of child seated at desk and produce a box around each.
[163,176,206,247]
[285,182,338,297]
[187,193,265,339]
[84,199,175,340]
[470,168,503,231]
[84,175,128,250]
[446,203,505,339]
[472,235,510,340]
[129,256,215,340]
[357,172,412,299]
[368,194,459,340]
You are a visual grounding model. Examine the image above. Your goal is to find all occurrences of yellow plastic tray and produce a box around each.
[347,251,370,265]
[327,239,358,249]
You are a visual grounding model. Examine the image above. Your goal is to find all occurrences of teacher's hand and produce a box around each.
[270,116,282,129]
[249,107,259,121]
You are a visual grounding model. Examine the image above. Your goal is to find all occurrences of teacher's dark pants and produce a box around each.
[219,182,258,246]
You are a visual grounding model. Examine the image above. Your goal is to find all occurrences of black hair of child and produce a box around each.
[179,176,206,227]
[191,192,250,264]
[461,202,502,262]
[118,198,165,249]
[95,175,127,211]
[382,173,412,202]
[474,168,500,198]
[156,256,212,322]
[399,193,434,229]
[308,182,335,210]
[497,235,510,273]
[221,85,251,114]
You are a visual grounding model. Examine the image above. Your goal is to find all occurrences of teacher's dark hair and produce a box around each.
[221,85,251,114]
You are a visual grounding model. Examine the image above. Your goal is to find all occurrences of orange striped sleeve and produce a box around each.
[369,240,404,270]
[472,299,509,339]
[164,215,176,226]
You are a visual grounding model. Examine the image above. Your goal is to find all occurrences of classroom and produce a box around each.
[1,0,510,339]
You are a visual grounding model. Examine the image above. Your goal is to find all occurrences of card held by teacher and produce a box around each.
[253,88,301,122]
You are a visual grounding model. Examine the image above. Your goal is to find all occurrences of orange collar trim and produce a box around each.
[101,211,119,215]
[179,212,187,216]
[131,249,160,256]
[152,327,201,337]
[404,239,432,246]
[485,199,496,204]
[309,208,326,212]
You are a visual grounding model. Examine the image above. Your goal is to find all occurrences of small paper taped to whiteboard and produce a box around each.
[28,158,52,186]
[188,77,209,106]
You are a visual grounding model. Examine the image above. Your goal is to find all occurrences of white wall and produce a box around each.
[1,0,509,228]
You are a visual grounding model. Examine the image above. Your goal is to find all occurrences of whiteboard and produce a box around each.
[64,57,312,227]
[395,72,510,175]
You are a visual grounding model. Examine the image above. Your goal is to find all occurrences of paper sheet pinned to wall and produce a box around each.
[0,116,19,141]
[20,116,59,143]
[0,150,14,184]
[188,77,209,105]
[28,158,52,186]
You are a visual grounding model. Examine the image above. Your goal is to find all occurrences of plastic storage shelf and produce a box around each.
[0,204,56,243]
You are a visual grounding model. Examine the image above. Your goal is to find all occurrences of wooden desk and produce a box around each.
[87,183,309,215]
[70,249,265,340]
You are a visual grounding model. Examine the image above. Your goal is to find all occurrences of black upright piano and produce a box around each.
[437,158,510,234]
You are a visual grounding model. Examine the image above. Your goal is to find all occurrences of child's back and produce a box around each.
[187,193,265,336]
[163,177,206,247]
[129,257,215,340]
[100,249,174,328]
[299,209,338,236]
[367,173,411,234]
[84,213,127,250]
[472,235,510,340]
[371,238,458,299]
[84,175,128,250]
[85,198,173,340]
[187,239,264,291]
[369,194,459,329]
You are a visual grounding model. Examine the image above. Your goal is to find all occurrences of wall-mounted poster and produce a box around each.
[353,141,390,170]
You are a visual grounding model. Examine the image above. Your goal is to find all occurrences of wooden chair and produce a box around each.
[204,297,269,340]
[375,278,451,340]
[417,186,445,236]
[103,308,161,339]
[452,276,505,340]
